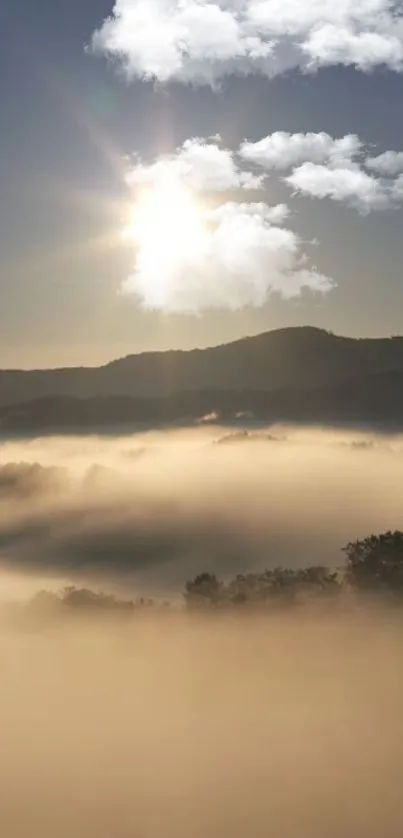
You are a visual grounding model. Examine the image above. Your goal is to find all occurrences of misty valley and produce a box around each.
[4,0,403,826]
[1,423,403,592]
[0,424,403,836]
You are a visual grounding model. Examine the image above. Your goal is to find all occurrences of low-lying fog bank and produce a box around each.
[0,424,402,595]
[1,425,402,836]
[1,609,403,837]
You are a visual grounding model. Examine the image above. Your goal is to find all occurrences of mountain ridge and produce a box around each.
[2,326,403,409]
[2,369,403,434]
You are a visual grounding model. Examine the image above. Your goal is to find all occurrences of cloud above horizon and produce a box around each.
[91,0,403,86]
[123,195,332,312]
[366,150,403,176]
[118,131,403,311]
[239,132,363,171]
[240,131,403,212]
[285,162,391,213]
[120,137,333,312]
[126,137,264,192]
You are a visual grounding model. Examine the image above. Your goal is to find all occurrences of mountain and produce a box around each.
[1,371,403,434]
[2,327,403,409]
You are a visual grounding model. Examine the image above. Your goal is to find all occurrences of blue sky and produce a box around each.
[2,0,403,367]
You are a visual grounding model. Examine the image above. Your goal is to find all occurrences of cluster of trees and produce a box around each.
[184,530,403,609]
[24,586,159,619]
[184,566,340,610]
[7,530,403,621]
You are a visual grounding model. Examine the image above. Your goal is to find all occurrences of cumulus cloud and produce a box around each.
[90,0,403,86]
[391,173,403,200]
[119,132,403,314]
[366,149,403,176]
[284,162,391,213]
[301,22,403,71]
[240,132,362,171]
[121,138,333,312]
[126,132,403,215]
[127,137,264,192]
[123,195,332,312]
[238,132,403,212]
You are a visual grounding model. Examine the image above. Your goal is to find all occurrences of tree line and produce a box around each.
[7,530,403,620]
[184,531,403,609]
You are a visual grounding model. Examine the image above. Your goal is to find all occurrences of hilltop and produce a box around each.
[2,327,403,408]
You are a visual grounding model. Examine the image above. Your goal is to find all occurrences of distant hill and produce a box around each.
[2,327,403,410]
[1,370,403,434]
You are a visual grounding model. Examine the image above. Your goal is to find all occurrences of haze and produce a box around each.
[0,425,402,594]
[1,425,403,835]
[1,602,403,837]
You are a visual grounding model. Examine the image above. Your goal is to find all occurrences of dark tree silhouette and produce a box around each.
[25,587,139,618]
[14,528,403,627]
[184,573,224,608]
[343,530,403,594]
[184,566,341,609]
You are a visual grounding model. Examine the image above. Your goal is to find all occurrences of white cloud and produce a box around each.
[302,24,403,71]
[238,133,403,212]
[127,138,264,192]
[366,150,403,176]
[119,129,403,315]
[91,0,403,86]
[391,173,403,200]
[284,162,390,213]
[239,132,362,171]
[123,192,333,312]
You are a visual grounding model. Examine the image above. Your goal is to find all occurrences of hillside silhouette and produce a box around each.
[2,327,403,430]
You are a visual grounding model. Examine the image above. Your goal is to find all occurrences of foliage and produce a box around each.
[26,586,155,617]
[184,566,340,609]
[9,530,403,622]
[343,530,403,594]
[184,573,225,608]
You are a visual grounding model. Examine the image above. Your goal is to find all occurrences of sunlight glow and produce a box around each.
[123,176,207,266]
[121,173,213,308]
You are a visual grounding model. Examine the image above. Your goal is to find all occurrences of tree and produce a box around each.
[184,566,341,609]
[298,565,339,593]
[184,573,224,609]
[343,530,403,595]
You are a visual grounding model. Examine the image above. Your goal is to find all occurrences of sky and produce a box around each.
[2,0,403,368]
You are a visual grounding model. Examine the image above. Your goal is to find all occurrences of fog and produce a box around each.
[0,424,403,596]
[1,425,403,836]
[1,610,403,837]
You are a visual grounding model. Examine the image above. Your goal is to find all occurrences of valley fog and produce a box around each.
[1,425,403,836]
[1,611,403,837]
[0,424,402,593]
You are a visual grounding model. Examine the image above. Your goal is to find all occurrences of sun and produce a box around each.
[123,176,207,265]
[121,173,213,307]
